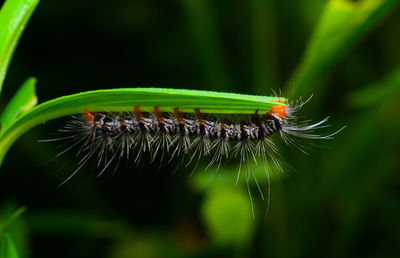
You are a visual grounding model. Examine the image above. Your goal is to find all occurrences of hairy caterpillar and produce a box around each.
[49,89,341,182]
[36,88,343,214]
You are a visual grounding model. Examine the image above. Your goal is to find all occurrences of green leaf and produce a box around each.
[286,0,397,97]
[0,206,25,258]
[0,233,19,258]
[0,88,286,166]
[0,206,26,234]
[191,161,284,193]
[0,77,37,135]
[0,204,27,258]
[0,0,40,95]
[348,65,400,108]
[180,0,231,91]
[202,187,254,247]
[250,0,278,91]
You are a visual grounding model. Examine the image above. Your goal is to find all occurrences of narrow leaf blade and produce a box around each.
[348,66,400,108]
[286,0,397,97]
[0,77,37,135]
[0,233,20,258]
[0,0,39,94]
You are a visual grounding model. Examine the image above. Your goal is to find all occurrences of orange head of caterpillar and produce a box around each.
[266,99,286,120]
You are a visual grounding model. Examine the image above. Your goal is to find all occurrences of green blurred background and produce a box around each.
[1,0,400,257]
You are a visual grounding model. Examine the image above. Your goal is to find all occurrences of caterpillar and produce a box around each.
[51,89,341,185]
[35,88,343,215]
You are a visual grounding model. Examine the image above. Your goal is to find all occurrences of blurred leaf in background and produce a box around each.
[0,77,37,135]
[286,0,397,97]
[0,204,28,258]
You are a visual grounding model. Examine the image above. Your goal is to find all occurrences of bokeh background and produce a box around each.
[1,0,400,257]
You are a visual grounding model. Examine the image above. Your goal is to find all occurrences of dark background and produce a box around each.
[1,0,400,257]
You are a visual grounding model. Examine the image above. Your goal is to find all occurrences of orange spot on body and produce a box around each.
[84,109,95,121]
[154,106,161,117]
[173,108,186,124]
[194,108,203,119]
[134,106,141,117]
[173,107,182,118]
